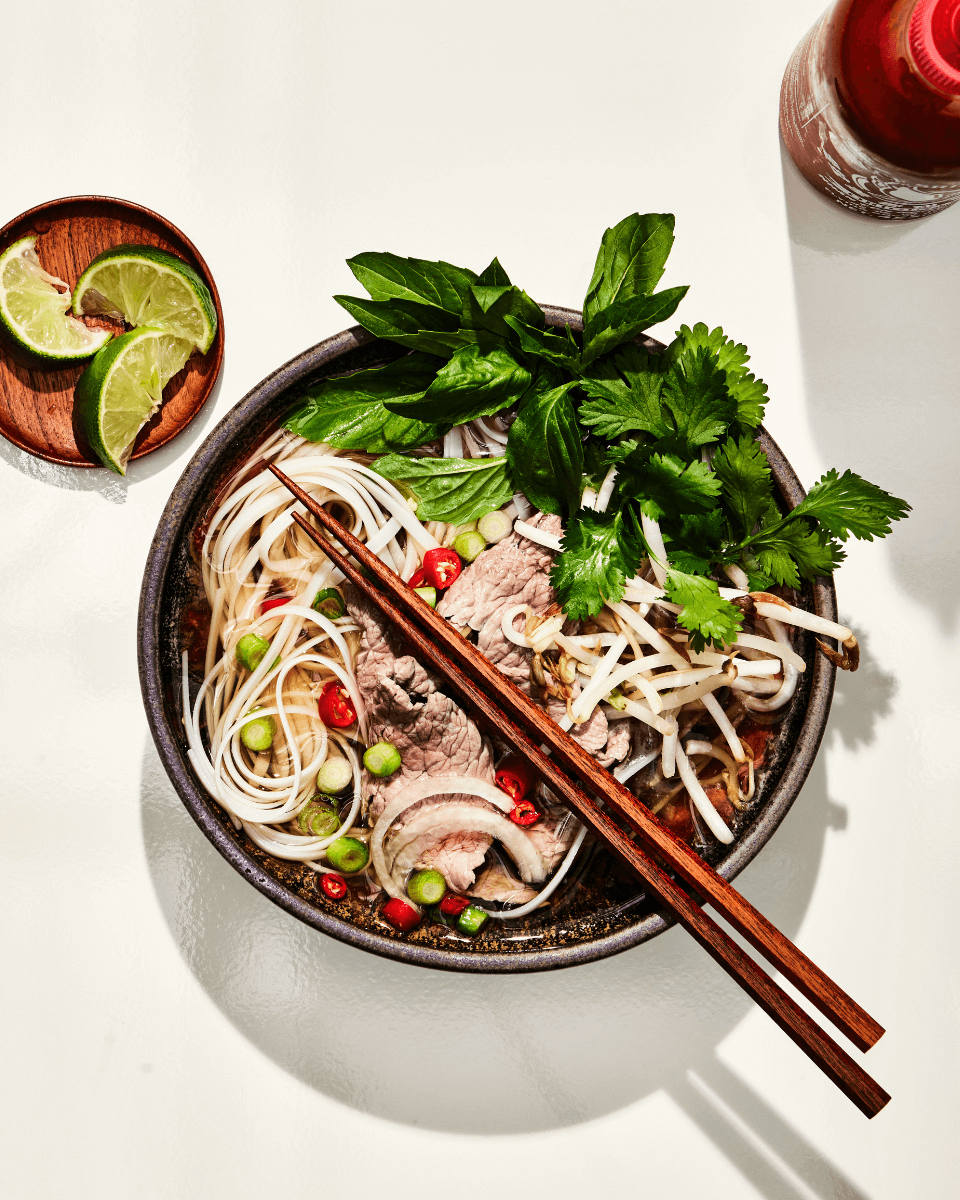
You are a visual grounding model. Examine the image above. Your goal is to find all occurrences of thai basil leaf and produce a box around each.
[477,256,511,286]
[334,294,474,356]
[370,453,516,524]
[583,212,677,326]
[502,315,582,372]
[581,285,688,365]
[283,353,447,451]
[384,344,531,423]
[346,253,477,315]
[506,381,583,515]
[464,284,545,348]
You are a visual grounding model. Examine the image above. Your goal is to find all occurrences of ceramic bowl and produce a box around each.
[138,308,836,972]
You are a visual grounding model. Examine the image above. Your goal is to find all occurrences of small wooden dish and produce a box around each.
[0,195,224,468]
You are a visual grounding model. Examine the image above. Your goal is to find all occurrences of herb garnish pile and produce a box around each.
[286,214,908,650]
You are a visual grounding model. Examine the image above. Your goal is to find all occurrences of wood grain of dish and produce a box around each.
[0,195,224,468]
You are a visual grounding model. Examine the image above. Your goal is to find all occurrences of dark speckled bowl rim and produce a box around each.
[138,306,837,973]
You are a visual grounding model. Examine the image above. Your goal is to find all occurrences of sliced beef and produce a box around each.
[440,512,630,769]
[437,511,561,632]
[343,507,633,897]
[346,586,496,889]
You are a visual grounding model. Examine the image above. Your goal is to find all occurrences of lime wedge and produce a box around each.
[72,244,217,354]
[75,326,192,474]
[0,236,111,363]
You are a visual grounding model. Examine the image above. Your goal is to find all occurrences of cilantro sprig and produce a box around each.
[284,214,910,648]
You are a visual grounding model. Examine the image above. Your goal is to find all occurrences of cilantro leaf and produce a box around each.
[505,381,583,515]
[664,569,743,652]
[660,345,736,451]
[790,469,911,541]
[371,454,515,524]
[670,323,769,428]
[284,353,447,451]
[346,252,477,315]
[384,344,531,424]
[334,294,474,357]
[579,344,670,439]
[551,508,644,619]
[752,521,846,587]
[583,213,677,324]
[581,286,689,365]
[712,434,774,538]
[664,507,726,570]
[622,452,721,520]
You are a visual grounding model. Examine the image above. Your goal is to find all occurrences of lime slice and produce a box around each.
[75,326,192,474]
[0,237,111,363]
[72,244,217,354]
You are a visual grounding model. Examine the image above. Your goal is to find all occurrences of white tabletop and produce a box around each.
[3,2,957,1196]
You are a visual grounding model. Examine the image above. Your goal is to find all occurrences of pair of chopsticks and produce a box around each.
[270,463,890,1118]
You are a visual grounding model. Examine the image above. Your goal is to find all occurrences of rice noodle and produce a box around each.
[180,429,839,932]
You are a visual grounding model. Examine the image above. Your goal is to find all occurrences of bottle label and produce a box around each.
[781,9,960,219]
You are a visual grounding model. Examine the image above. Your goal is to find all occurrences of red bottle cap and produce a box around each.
[910,0,960,96]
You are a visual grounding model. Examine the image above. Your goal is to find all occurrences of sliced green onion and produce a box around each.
[429,904,455,927]
[317,756,354,795]
[236,633,270,671]
[326,836,369,873]
[363,741,402,777]
[477,510,512,544]
[297,801,340,837]
[240,713,276,752]
[413,586,437,608]
[605,688,628,711]
[457,905,489,935]
[452,529,486,562]
[312,588,346,619]
[407,869,447,907]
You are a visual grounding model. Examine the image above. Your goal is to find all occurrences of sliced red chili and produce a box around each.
[495,753,537,804]
[317,680,357,728]
[320,873,348,900]
[422,547,462,590]
[438,893,471,917]
[382,897,421,932]
[408,567,428,589]
[509,799,541,827]
[261,594,291,614]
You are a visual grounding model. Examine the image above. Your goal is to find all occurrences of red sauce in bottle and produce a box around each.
[781,0,960,218]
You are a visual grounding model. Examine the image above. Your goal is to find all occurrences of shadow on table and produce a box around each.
[0,370,223,501]
[781,144,960,634]
[140,660,881,1199]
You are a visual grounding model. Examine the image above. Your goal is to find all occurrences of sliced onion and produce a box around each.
[370,776,513,901]
[387,802,547,895]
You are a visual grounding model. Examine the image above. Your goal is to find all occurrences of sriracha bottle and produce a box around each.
[781,0,960,218]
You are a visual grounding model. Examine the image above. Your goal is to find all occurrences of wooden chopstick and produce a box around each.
[271,464,890,1117]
